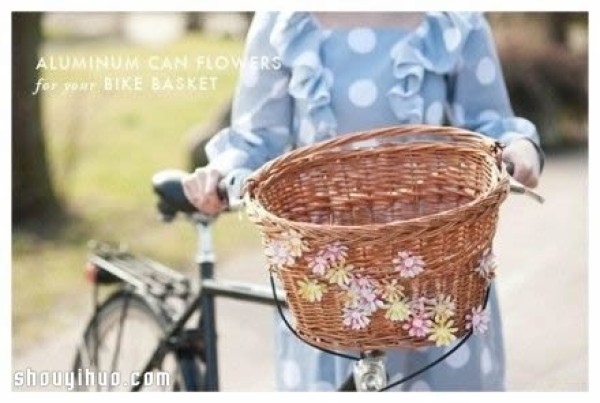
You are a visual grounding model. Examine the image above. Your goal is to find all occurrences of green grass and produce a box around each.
[12,32,262,350]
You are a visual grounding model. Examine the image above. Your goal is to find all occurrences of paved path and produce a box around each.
[12,149,587,391]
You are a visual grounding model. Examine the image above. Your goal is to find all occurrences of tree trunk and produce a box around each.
[12,12,60,224]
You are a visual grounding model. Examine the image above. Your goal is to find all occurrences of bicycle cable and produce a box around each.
[269,272,492,391]
[269,273,360,361]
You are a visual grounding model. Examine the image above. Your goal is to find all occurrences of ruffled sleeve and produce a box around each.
[270,12,337,143]
[205,12,293,175]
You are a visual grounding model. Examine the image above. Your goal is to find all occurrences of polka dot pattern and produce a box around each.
[282,359,302,389]
[481,347,493,375]
[445,343,471,369]
[410,380,431,391]
[476,57,497,85]
[348,79,378,108]
[443,27,462,52]
[347,28,377,54]
[426,101,444,124]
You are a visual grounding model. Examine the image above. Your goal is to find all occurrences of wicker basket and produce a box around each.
[244,125,510,350]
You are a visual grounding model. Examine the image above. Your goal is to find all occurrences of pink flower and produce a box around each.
[410,296,434,317]
[475,248,496,280]
[322,241,349,263]
[343,275,384,315]
[264,239,294,269]
[307,254,330,276]
[465,305,490,334]
[393,251,425,278]
[402,313,433,338]
[342,306,371,330]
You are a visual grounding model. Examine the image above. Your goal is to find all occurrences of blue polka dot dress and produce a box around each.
[206,12,541,391]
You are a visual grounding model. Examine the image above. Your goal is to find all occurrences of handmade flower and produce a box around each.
[324,260,354,287]
[402,313,433,338]
[475,248,496,280]
[264,239,295,270]
[307,254,330,276]
[428,319,458,347]
[430,294,456,323]
[465,305,490,334]
[322,241,349,264]
[245,200,265,223]
[384,297,411,322]
[410,296,434,317]
[379,279,405,302]
[342,306,371,330]
[393,251,425,278]
[296,277,327,302]
[279,229,308,257]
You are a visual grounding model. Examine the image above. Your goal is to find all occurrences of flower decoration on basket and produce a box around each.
[262,227,496,347]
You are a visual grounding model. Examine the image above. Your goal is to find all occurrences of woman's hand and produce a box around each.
[181,167,225,215]
[502,138,541,188]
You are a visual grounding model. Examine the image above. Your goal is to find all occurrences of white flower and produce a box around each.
[307,254,330,276]
[393,251,425,278]
[264,239,294,270]
[279,229,308,257]
[430,294,456,323]
[322,241,349,264]
[475,248,496,280]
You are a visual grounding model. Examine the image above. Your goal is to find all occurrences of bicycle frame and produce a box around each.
[131,213,289,391]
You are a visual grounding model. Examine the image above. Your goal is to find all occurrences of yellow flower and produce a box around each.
[430,294,456,323]
[428,319,458,347]
[384,298,411,322]
[325,260,355,286]
[380,279,405,302]
[297,277,327,302]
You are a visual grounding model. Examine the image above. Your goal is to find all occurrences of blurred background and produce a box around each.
[12,12,588,391]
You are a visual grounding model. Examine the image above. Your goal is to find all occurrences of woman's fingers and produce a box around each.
[502,139,540,188]
[181,167,224,214]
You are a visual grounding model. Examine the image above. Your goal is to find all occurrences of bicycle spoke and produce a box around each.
[107,292,132,391]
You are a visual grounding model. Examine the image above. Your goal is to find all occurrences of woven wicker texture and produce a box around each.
[246,125,510,350]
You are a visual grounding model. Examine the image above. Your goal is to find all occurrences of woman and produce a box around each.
[182,12,543,391]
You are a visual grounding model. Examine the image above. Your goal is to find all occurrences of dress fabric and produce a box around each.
[206,12,540,391]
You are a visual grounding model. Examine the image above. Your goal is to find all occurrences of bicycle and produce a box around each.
[71,165,539,392]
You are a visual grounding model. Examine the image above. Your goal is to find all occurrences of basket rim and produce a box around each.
[244,124,511,233]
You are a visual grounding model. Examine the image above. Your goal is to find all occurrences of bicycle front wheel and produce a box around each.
[72,290,204,391]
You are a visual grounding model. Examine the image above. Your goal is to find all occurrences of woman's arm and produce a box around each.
[446,13,543,187]
[205,12,293,176]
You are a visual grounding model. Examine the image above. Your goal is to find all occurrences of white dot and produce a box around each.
[299,118,316,138]
[282,359,302,389]
[347,28,377,54]
[443,27,462,52]
[452,103,465,125]
[445,343,471,369]
[416,22,429,38]
[476,57,497,85]
[294,51,319,67]
[348,79,378,108]
[308,381,335,391]
[478,109,501,122]
[270,77,289,98]
[425,102,444,124]
[241,65,259,88]
[481,347,493,375]
[410,380,431,391]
